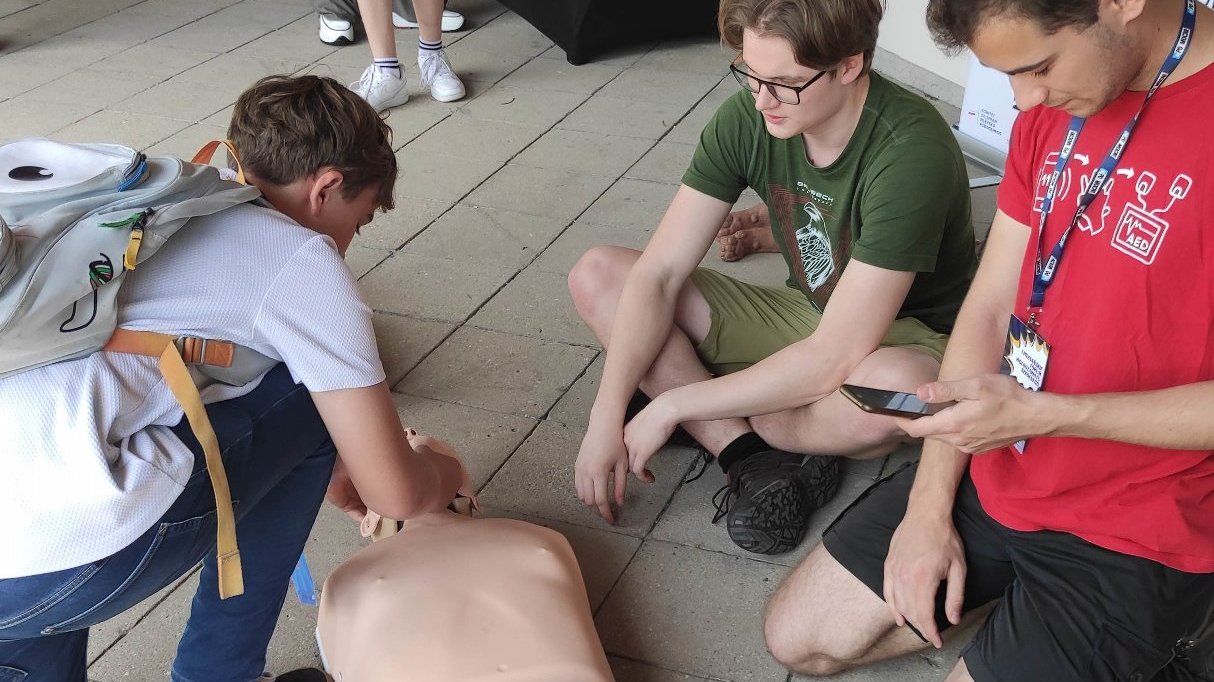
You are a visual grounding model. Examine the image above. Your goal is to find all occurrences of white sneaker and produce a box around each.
[318,14,354,45]
[418,49,465,102]
[350,64,410,112]
[393,9,465,31]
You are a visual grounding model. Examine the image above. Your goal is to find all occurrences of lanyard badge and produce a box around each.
[1001,0,1196,454]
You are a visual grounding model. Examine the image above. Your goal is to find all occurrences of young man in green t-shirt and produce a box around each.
[567,0,976,555]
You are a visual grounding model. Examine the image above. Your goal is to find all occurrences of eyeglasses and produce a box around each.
[729,63,827,105]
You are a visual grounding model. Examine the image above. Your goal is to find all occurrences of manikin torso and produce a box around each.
[316,434,614,682]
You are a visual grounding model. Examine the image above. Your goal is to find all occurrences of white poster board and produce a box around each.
[958,54,1018,156]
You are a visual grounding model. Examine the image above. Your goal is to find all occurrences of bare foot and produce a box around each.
[716,204,777,262]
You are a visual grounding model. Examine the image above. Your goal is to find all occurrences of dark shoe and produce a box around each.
[625,390,700,449]
[715,450,841,555]
[269,668,331,682]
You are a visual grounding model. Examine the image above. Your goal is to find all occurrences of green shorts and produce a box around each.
[690,268,950,375]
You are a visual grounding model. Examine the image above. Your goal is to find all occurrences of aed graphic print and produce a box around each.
[1033,152,1192,266]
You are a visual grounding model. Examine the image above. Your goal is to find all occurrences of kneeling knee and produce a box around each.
[567,246,632,319]
[764,605,857,675]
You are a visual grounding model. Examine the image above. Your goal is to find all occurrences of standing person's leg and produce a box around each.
[352,0,410,111]
[414,0,464,101]
[0,365,335,682]
[394,0,465,31]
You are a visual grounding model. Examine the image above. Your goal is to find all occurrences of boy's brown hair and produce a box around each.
[718,0,886,76]
[228,74,397,211]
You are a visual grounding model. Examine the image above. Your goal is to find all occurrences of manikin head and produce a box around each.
[227,75,398,255]
[718,0,885,139]
[927,0,1158,118]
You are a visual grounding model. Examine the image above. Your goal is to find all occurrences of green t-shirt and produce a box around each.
[682,73,976,334]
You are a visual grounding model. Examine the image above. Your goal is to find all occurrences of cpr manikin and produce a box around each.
[316,430,615,682]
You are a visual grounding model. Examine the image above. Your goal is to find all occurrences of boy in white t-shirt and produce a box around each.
[0,75,465,682]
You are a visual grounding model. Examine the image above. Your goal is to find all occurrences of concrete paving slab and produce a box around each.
[406,112,547,167]
[402,203,567,270]
[21,68,162,107]
[145,124,230,158]
[153,14,278,54]
[580,178,680,230]
[174,52,309,87]
[442,44,534,85]
[560,94,693,140]
[514,127,656,179]
[0,96,98,138]
[529,221,653,276]
[356,197,450,251]
[358,251,517,322]
[54,111,192,151]
[666,79,742,145]
[635,38,733,76]
[480,506,641,611]
[394,143,505,204]
[547,354,603,429]
[230,17,339,63]
[599,68,724,113]
[477,421,698,537]
[626,140,698,184]
[468,267,599,346]
[465,163,618,222]
[390,392,537,490]
[595,539,789,681]
[396,326,597,419]
[609,657,723,682]
[4,1,141,47]
[107,77,232,123]
[92,44,219,80]
[343,245,393,279]
[372,311,455,387]
[458,84,588,127]
[87,571,197,665]
[87,573,196,681]
[496,57,624,95]
[447,9,551,58]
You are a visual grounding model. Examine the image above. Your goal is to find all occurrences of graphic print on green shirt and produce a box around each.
[681,73,976,334]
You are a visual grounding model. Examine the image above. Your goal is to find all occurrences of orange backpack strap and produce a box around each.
[103,329,244,599]
[192,139,246,185]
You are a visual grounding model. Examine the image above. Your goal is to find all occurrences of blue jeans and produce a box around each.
[0,364,336,682]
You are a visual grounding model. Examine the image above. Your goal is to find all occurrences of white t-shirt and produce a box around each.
[0,204,385,578]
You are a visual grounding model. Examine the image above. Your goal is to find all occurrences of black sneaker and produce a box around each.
[270,668,330,682]
[714,450,841,555]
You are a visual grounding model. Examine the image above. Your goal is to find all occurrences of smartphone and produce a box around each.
[839,384,951,419]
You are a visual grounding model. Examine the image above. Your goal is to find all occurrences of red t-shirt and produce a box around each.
[973,60,1214,572]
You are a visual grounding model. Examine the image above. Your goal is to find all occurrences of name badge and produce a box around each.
[1001,315,1051,453]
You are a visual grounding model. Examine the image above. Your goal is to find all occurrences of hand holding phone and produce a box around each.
[839,384,953,419]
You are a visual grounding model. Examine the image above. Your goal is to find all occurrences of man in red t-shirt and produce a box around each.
[757,1,1214,681]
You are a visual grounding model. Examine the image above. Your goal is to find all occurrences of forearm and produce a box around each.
[658,337,853,424]
[1043,382,1214,450]
[590,272,681,429]
[907,286,1009,513]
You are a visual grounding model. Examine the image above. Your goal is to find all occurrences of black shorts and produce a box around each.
[822,463,1214,682]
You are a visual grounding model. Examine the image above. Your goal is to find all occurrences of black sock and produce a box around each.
[718,432,770,474]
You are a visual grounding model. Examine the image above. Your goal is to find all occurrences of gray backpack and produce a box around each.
[0,137,264,599]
